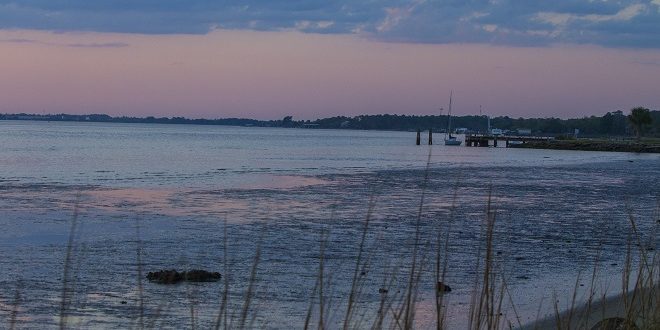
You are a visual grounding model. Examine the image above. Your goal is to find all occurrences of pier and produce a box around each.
[464,134,554,147]
[415,129,434,145]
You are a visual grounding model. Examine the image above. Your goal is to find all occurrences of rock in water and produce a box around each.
[590,317,638,330]
[147,269,221,284]
[147,270,184,284]
[184,269,222,282]
[437,281,452,293]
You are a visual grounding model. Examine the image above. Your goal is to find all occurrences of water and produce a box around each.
[0,120,658,329]
[0,121,645,188]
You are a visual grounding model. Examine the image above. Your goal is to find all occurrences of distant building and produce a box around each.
[455,127,468,134]
[517,128,532,135]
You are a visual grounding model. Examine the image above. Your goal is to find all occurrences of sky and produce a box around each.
[1,1,660,119]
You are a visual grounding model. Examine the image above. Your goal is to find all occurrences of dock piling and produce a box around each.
[416,129,421,145]
[428,129,433,145]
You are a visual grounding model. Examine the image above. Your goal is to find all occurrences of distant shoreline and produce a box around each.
[2,110,659,139]
[4,115,660,153]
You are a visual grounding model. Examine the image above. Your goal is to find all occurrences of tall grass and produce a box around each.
[214,220,230,330]
[6,166,658,330]
[8,280,21,330]
[434,182,457,330]
[136,216,145,330]
[534,203,659,330]
[341,194,375,330]
[238,231,262,329]
[400,150,433,330]
[58,194,80,330]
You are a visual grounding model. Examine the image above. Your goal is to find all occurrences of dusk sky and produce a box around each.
[1,0,660,119]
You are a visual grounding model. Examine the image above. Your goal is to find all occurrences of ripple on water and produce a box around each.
[0,159,658,328]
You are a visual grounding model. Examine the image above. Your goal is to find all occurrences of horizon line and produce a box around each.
[1,109,654,123]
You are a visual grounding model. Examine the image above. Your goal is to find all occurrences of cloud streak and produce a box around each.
[65,42,129,48]
[1,37,129,48]
[0,1,659,48]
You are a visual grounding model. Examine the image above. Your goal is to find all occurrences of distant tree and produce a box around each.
[281,115,294,127]
[599,112,614,134]
[627,107,652,140]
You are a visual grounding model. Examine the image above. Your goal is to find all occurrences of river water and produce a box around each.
[0,121,658,329]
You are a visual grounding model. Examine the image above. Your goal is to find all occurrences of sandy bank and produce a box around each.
[512,140,660,153]
[522,285,658,330]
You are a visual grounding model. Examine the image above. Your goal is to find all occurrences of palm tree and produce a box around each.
[627,107,652,141]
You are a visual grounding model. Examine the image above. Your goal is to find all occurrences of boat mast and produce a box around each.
[488,115,491,133]
[446,90,453,138]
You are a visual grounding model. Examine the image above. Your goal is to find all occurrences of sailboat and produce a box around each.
[444,91,462,146]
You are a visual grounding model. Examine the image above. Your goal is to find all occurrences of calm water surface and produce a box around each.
[0,121,658,329]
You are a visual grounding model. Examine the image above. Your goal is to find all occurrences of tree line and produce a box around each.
[300,108,658,137]
[1,108,657,137]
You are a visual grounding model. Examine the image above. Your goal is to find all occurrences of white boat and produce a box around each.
[444,91,462,146]
[444,136,462,145]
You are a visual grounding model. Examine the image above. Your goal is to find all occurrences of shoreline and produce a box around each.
[522,284,658,330]
[511,139,660,153]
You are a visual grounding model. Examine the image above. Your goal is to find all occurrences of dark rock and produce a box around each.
[147,270,183,284]
[378,288,388,294]
[120,301,127,305]
[590,317,638,330]
[147,269,221,284]
[515,257,525,261]
[610,263,618,266]
[437,282,452,293]
[184,269,222,282]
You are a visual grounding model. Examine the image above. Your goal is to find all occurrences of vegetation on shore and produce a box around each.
[506,107,659,153]
[628,107,654,141]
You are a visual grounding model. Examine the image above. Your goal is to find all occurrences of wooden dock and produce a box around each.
[465,134,554,147]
